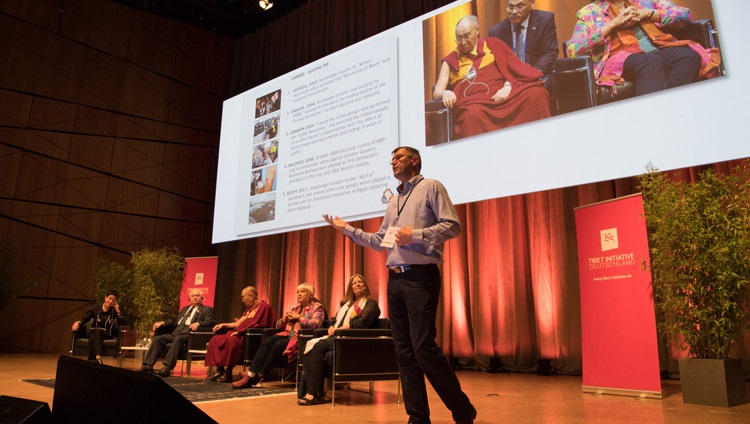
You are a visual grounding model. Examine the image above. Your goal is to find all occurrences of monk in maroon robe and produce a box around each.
[433,15,550,139]
[205,286,275,382]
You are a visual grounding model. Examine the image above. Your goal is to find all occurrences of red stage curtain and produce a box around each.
[220,0,746,374]
[218,158,750,374]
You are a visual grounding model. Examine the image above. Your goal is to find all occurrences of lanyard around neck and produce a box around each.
[397,177,423,221]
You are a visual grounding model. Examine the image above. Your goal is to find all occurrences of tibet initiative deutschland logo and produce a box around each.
[600,227,619,252]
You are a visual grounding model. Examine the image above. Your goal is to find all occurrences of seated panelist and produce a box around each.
[433,15,550,140]
[232,283,325,389]
[488,0,559,76]
[71,289,123,364]
[141,288,215,377]
[566,0,720,97]
[298,274,381,405]
[205,285,275,383]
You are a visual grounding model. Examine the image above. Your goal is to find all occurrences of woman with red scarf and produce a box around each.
[297,274,381,405]
[232,282,325,389]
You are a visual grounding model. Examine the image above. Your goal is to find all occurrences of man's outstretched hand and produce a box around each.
[323,214,347,231]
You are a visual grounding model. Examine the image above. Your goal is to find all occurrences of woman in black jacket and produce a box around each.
[72,290,123,364]
[298,274,381,405]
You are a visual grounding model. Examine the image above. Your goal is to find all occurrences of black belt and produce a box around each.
[387,264,436,274]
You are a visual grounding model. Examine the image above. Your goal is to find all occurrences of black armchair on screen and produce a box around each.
[554,19,723,114]
[70,320,122,359]
[425,99,454,146]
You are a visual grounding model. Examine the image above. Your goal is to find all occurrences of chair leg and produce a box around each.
[186,352,192,376]
[331,377,336,407]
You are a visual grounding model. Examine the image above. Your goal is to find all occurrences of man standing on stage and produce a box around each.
[323,146,476,424]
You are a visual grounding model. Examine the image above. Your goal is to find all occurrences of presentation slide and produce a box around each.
[225,32,399,238]
[214,0,749,244]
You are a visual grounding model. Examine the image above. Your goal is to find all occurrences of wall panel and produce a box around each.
[0,0,230,353]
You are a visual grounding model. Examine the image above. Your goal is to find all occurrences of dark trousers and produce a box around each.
[143,330,189,369]
[622,46,701,96]
[388,264,474,424]
[249,334,288,376]
[87,329,113,360]
[301,337,334,397]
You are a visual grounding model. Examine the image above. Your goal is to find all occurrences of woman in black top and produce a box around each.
[298,274,381,405]
[72,290,123,363]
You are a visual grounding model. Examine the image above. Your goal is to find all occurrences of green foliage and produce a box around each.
[94,258,132,317]
[639,162,750,359]
[95,247,186,337]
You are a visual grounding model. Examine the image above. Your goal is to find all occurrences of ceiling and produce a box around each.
[111,0,310,38]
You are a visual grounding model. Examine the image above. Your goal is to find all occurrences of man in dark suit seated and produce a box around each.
[488,0,559,76]
[141,288,215,377]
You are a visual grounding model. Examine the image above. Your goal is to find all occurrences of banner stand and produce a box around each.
[575,194,662,399]
[582,386,662,399]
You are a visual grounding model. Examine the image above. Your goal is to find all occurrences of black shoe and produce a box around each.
[247,373,262,387]
[455,406,477,424]
[140,365,154,372]
[297,396,327,406]
[155,366,172,377]
[206,370,225,382]
[218,373,234,383]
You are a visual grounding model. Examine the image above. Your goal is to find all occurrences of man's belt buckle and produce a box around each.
[390,265,411,274]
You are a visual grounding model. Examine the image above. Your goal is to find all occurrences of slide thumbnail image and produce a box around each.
[255,90,281,119]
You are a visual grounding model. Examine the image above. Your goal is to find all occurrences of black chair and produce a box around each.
[295,319,330,390]
[555,19,722,113]
[241,326,303,384]
[310,318,401,406]
[70,320,122,360]
[243,327,275,368]
[425,99,453,146]
[185,328,214,377]
[152,324,213,376]
[425,69,560,144]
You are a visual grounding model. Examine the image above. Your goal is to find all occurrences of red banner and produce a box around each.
[574,194,661,397]
[180,256,218,309]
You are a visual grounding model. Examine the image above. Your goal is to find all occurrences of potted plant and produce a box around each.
[638,162,750,407]
[95,247,186,342]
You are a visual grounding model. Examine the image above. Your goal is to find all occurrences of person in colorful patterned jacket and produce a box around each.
[232,282,326,389]
[566,0,720,97]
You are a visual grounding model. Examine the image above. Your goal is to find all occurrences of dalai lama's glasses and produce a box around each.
[455,29,477,43]
[463,65,490,98]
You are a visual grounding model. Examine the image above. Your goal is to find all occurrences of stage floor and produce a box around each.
[2,353,749,423]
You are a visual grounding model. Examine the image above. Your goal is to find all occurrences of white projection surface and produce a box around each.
[214,0,750,243]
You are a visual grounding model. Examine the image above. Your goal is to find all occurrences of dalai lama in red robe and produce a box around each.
[204,286,275,383]
[433,14,550,139]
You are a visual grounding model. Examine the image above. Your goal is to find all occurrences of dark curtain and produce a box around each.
[218,0,747,375]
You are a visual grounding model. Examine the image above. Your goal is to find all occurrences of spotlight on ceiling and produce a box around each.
[259,0,274,10]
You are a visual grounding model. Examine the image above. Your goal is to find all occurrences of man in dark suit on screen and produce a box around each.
[488,0,559,75]
[141,288,215,377]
